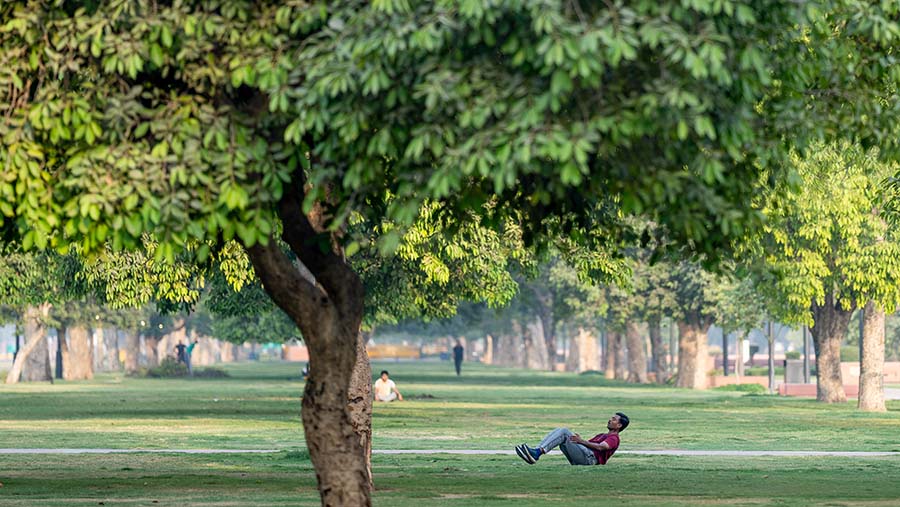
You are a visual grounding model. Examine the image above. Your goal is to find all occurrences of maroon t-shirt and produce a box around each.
[588,433,620,464]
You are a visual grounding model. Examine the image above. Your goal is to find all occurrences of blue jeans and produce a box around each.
[537,428,597,465]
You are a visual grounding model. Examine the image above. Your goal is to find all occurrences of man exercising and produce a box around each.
[516,412,629,465]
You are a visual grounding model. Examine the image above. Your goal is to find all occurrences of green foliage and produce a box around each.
[757,141,900,325]
[785,351,802,360]
[142,357,230,378]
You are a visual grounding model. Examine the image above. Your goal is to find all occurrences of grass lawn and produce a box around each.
[1,360,898,506]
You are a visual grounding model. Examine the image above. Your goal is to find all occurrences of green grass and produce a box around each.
[1,360,898,506]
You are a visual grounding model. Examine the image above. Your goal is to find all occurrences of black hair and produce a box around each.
[616,412,630,431]
[380,370,389,377]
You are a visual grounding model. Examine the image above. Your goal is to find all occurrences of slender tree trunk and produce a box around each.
[648,318,668,383]
[64,326,94,381]
[810,294,853,403]
[614,331,627,380]
[858,301,886,412]
[735,331,746,378]
[6,304,52,384]
[604,330,620,379]
[123,329,140,374]
[482,335,493,365]
[534,289,556,369]
[676,320,709,389]
[55,328,64,379]
[625,321,648,383]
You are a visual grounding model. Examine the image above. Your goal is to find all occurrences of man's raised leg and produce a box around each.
[516,428,574,464]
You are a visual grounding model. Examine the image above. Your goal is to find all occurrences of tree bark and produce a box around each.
[64,325,95,381]
[482,335,493,365]
[624,321,648,383]
[6,304,53,383]
[858,301,885,412]
[105,328,121,371]
[604,330,620,379]
[735,331,746,378]
[648,317,668,383]
[123,329,140,374]
[810,293,853,403]
[347,332,373,489]
[676,321,709,389]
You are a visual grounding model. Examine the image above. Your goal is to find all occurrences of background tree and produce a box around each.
[757,141,900,404]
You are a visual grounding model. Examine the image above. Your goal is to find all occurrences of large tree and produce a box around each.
[4,1,899,504]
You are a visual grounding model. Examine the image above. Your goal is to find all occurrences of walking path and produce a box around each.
[1,449,897,457]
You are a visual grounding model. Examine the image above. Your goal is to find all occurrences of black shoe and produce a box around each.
[515,444,535,464]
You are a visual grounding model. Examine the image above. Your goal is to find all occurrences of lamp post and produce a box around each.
[767,321,775,394]
[802,325,811,384]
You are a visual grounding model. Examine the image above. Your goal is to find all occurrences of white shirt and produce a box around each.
[374,378,395,398]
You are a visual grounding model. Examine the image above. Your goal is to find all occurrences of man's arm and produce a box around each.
[392,384,403,401]
[569,434,611,451]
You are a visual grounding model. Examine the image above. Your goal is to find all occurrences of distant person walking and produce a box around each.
[453,340,464,376]
[174,341,187,365]
[186,339,198,376]
[374,370,403,402]
[515,412,629,466]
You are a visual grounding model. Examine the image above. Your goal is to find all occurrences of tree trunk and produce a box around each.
[123,329,140,374]
[604,330,620,379]
[22,306,53,383]
[624,321,648,383]
[144,336,161,367]
[348,332,373,489]
[676,321,709,389]
[523,317,549,370]
[482,335,493,365]
[247,233,369,506]
[63,325,95,381]
[565,327,598,373]
[105,328,121,371]
[6,304,53,383]
[533,288,556,369]
[810,294,853,403]
[55,327,64,379]
[614,330,627,380]
[648,318,668,383]
[735,331,746,378]
[858,301,885,412]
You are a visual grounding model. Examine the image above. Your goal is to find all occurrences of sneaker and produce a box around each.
[515,444,535,464]
[524,444,542,462]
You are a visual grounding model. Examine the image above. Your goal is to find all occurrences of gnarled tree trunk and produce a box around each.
[6,304,52,384]
[245,174,371,506]
[810,294,853,403]
[625,321,648,383]
[143,336,161,367]
[64,325,94,381]
[676,321,709,389]
[858,301,885,412]
[648,317,668,383]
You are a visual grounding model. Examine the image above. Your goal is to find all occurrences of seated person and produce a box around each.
[374,370,403,402]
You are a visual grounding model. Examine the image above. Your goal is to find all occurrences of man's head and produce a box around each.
[608,412,630,432]
[380,370,390,381]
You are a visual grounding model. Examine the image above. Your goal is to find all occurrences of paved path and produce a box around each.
[885,388,900,400]
[1,449,897,457]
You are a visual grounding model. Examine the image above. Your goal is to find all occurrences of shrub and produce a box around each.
[785,351,801,360]
[840,346,860,362]
[146,357,188,378]
[712,383,768,394]
[144,357,230,378]
[745,366,785,376]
